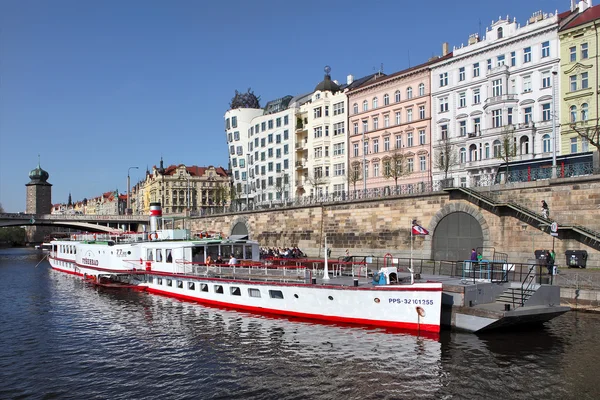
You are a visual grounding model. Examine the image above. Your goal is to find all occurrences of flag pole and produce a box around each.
[410,220,414,284]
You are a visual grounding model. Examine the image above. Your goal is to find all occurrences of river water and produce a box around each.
[1,247,599,400]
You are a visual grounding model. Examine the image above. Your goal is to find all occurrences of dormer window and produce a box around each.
[497,27,503,39]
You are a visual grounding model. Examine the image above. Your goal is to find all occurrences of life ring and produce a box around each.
[149,233,158,241]
[93,234,97,240]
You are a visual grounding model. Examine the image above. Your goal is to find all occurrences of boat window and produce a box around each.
[206,245,220,262]
[233,245,244,260]
[177,280,183,289]
[220,245,232,259]
[166,249,172,263]
[200,283,208,292]
[269,290,284,299]
[158,278,163,285]
[147,249,154,261]
[248,288,261,298]
[188,282,195,290]
[230,287,241,296]
[214,285,224,294]
[245,245,253,260]
[156,249,163,262]
[167,279,172,287]
[147,276,154,284]
[192,247,204,264]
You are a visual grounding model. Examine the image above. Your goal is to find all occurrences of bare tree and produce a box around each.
[570,123,600,154]
[0,203,4,213]
[434,140,460,186]
[346,161,362,193]
[274,173,290,203]
[383,150,411,189]
[305,169,329,199]
[496,127,518,183]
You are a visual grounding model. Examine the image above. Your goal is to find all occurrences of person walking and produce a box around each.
[470,249,477,261]
[541,200,550,219]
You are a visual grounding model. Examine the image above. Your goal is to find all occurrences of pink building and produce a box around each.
[347,54,451,194]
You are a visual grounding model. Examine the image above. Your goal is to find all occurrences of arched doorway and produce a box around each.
[231,221,249,236]
[432,212,483,261]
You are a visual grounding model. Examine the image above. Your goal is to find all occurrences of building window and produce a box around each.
[523,75,532,93]
[541,41,550,58]
[407,108,413,122]
[384,114,390,127]
[485,143,490,158]
[487,59,492,70]
[570,46,577,62]
[334,163,345,176]
[583,137,589,152]
[493,140,501,157]
[419,129,425,145]
[570,137,578,153]
[333,122,345,135]
[333,143,345,156]
[384,136,390,151]
[314,127,322,138]
[353,122,358,134]
[523,47,531,63]
[570,75,577,91]
[542,72,551,88]
[419,105,425,119]
[542,104,551,121]
[492,79,503,96]
[497,54,505,66]
[473,88,480,104]
[508,107,513,125]
[459,92,466,108]
[459,67,465,81]
[405,132,413,147]
[314,147,322,158]
[373,117,379,130]
[440,124,448,140]
[353,143,359,157]
[284,115,289,125]
[373,139,379,153]
[497,27,503,39]
[353,103,358,114]
[383,94,389,105]
[439,72,448,87]
[570,105,577,123]
[492,109,503,128]
[396,134,402,149]
[582,43,589,59]
[373,97,378,109]
[407,158,414,172]
[395,112,401,125]
[473,62,480,77]
[363,100,368,111]
[473,117,481,133]
[510,51,516,66]
[395,90,401,102]
[333,102,345,115]
[362,120,368,133]
[420,155,426,171]
[418,83,425,96]
[522,107,531,124]
[582,103,589,121]
[440,97,448,112]
[582,72,589,89]
[313,107,322,119]
[460,148,466,163]
[373,162,379,177]
[459,120,467,136]
[407,87,413,99]
[232,116,237,128]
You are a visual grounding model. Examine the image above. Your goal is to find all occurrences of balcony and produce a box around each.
[483,94,518,109]
[295,139,308,150]
[295,159,308,170]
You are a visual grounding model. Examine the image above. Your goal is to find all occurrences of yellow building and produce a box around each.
[133,158,230,215]
[559,2,600,155]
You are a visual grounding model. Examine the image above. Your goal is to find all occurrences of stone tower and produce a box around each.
[25,160,52,243]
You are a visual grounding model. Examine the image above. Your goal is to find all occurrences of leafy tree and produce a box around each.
[0,227,27,246]
[434,140,460,186]
[229,88,261,109]
[383,150,411,188]
[496,127,518,183]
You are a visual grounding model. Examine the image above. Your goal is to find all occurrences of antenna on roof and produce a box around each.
[479,19,482,39]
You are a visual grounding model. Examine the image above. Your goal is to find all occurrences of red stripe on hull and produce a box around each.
[51,265,84,277]
[146,287,440,333]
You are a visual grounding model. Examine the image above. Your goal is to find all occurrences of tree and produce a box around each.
[229,88,261,110]
[274,173,290,203]
[434,140,460,186]
[305,170,329,199]
[347,161,362,193]
[383,150,411,189]
[0,202,4,213]
[570,123,600,154]
[496,127,518,183]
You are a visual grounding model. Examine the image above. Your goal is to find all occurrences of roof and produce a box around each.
[560,4,600,31]
[159,164,228,178]
[314,74,341,93]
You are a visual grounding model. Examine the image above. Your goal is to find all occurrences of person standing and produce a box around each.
[541,200,550,218]
[470,249,477,261]
[228,254,237,266]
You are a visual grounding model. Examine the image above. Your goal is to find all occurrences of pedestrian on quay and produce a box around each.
[541,200,550,219]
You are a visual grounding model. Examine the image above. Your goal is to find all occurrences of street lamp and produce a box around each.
[246,154,251,209]
[551,67,558,179]
[127,166,139,215]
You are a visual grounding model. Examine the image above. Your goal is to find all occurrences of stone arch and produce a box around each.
[230,216,251,237]
[422,202,490,261]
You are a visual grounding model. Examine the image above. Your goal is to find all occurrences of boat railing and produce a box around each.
[265,257,368,278]
[175,260,311,282]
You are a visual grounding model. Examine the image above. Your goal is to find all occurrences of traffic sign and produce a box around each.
[30,217,35,224]
[551,222,558,237]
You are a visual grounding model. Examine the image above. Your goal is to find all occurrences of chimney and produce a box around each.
[571,0,577,11]
[347,74,354,85]
[442,42,449,56]
[579,0,591,13]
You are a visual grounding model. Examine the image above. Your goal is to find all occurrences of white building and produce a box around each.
[431,10,564,187]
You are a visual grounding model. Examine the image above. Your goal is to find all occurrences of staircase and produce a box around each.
[444,187,600,251]
[495,287,537,308]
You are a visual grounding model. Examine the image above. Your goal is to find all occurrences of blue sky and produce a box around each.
[0,0,567,212]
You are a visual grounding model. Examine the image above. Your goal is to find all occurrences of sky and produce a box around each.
[0,0,568,212]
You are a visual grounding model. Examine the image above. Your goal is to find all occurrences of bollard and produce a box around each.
[505,304,511,311]
[353,279,359,287]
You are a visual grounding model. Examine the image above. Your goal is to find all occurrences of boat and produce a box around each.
[47,202,443,333]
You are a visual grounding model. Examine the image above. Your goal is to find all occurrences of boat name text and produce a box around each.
[82,257,99,266]
[389,298,434,305]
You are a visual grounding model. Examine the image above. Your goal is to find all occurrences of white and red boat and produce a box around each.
[48,203,443,333]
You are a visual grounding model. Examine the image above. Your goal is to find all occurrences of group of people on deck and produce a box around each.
[260,247,305,259]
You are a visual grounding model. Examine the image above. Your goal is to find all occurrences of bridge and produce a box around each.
[0,213,150,233]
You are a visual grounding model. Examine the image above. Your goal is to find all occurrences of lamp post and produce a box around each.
[551,67,558,179]
[127,166,139,215]
[362,129,367,194]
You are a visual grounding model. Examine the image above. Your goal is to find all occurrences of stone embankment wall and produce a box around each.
[187,175,600,267]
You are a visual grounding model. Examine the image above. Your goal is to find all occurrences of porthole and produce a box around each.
[328,296,334,301]
[374,298,380,303]
[294,294,299,298]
